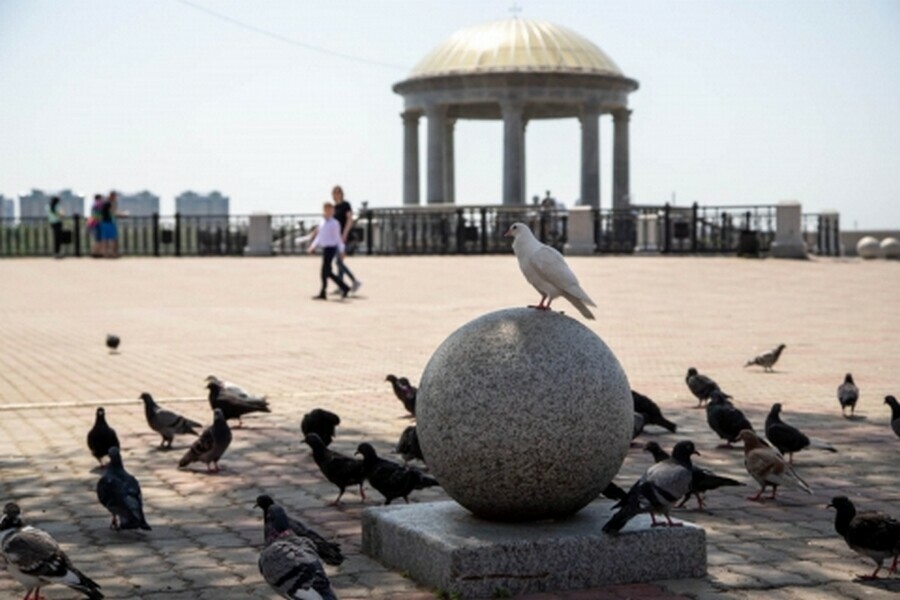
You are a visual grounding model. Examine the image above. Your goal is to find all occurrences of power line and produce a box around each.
[173,0,409,72]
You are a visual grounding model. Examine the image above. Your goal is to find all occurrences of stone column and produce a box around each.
[245,212,272,256]
[579,105,601,208]
[563,206,595,255]
[770,200,808,259]
[612,109,632,210]
[501,101,525,205]
[426,104,447,205]
[444,118,456,204]
[402,111,421,205]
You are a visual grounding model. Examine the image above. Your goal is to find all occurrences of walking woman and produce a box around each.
[46,196,64,258]
[331,185,361,293]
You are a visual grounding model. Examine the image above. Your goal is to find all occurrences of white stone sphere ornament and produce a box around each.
[880,237,900,259]
[416,308,632,522]
[856,236,880,259]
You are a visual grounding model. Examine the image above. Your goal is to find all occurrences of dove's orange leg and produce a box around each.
[528,295,550,310]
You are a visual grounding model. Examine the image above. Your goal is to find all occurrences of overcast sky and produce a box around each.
[0,0,897,228]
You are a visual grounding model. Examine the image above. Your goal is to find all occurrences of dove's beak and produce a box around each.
[503,228,512,237]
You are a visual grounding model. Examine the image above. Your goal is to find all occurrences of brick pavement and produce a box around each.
[0,255,898,599]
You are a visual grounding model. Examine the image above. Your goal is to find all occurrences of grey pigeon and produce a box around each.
[706,390,753,448]
[140,392,201,449]
[765,403,837,463]
[357,442,440,505]
[254,495,343,566]
[385,375,416,416]
[884,395,900,439]
[838,373,859,417]
[258,505,337,600]
[96,447,150,531]
[644,441,744,510]
[505,221,597,319]
[105,334,120,353]
[393,425,424,464]
[304,433,367,505]
[828,496,900,579]
[87,407,120,466]
[206,380,269,427]
[744,344,786,372]
[632,391,677,432]
[300,409,341,447]
[178,408,232,472]
[0,503,104,599]
[685,368,721,408]
[602,440,699,534]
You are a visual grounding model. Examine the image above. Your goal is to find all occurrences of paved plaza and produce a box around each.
[0,255,899,599]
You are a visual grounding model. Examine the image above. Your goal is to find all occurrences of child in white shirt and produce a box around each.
[308,202,351,300]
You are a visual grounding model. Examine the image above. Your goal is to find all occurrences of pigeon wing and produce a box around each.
[528,246,597,318]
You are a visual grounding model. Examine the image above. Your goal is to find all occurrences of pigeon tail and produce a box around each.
[560,290,595,320]
[808,438,838,453]
[66,568,104,599]
[602,491,641,534]
[657,417,677,433]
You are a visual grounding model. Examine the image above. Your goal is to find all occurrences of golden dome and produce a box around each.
[410,18,623,79]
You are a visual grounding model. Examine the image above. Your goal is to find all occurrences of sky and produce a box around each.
[0,0,898,228]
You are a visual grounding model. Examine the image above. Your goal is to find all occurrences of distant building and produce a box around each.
[117,191,160,217]
[19,189,85,219]
[176,191,229,228]
[1,196,14,220]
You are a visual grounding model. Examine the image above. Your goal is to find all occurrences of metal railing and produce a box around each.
[802,213,841,256]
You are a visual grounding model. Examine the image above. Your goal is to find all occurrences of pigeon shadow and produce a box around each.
[844,414,868,421]
[854,577,900,592]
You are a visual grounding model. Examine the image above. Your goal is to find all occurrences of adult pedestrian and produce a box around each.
[99,191,120,258]
[331,185,361,293]
[46,196,64,258]
[308,202,350,300]
[87,194,103,257]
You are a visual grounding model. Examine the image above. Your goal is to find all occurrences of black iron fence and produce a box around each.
[802,213,841,256]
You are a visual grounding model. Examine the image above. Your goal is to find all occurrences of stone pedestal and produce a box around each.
[245,213,272,256]
[363,501,707,599]
[770,201,807,259]
[636,213,659,253]
[563,206,595,256]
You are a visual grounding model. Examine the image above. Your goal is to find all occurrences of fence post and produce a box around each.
[832,214,841,256]
[152,213,160,257]
[691,202,698,252]
[663,203,671,254]
[480,208,488,254]
[174,213,181,257]
[73,214,81,257]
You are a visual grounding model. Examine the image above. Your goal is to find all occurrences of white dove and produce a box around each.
[504,222,596,319]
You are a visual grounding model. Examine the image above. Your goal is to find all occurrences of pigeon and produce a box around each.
[204,375,255,399]
[356,442,440,505]
[737,429,812,501]
[706,390,754,448]
[254,495,343,566]
[105,334,120,353]
[504,221,596,319]
[303,433,367,505]
[632,412,646,440]
[206,381,270,427]
[643,442,744,510]
[96,447,150,531]
[838,373,859,417]
[764,403,837,463]
[828,496,900,579]
[744,344,786,372]
[602,440,698,534]
[385,375,416,416]
[685,368,722,408]
[632,391,677,432]
[393,425,424,464]
[884,395,900,439]
[258,504,337,600]
[178,408,232,472]
[601,482,628,502]
[300,409,341,447]
[0,503,104,599]
[140,392,201,449]
[87,407,120,466]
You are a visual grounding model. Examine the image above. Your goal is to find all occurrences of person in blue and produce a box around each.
[308,202,351,300]
[46,196,64,258]
[98,191,119,258]
[331,185,361,294]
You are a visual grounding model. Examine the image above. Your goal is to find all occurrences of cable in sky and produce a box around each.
[173,0,409,71]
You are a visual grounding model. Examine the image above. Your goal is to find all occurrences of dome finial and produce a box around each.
[508,2,523,19]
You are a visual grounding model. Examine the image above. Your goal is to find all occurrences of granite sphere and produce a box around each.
[856,236,880,259]
[880,237,900,259]
[417,308,632,522]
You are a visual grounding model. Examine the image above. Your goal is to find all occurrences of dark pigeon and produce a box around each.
[644,441,744,510]
[706,390,753,448]
[96,447,150,531]
[178,408,232,472]
[0,503,104,599]
[601,481,628,502]
[303,433,366,505]
[207,381,270,427]
[685,368,722,408]
[105,334,120,353]
[254,495,343,566]
[603,440,698,534]
[393,425,424,464]
[744,344,786,372]
[765,403,836,463]
[385,374,416,416]
[257,505,337,600]
[300,409,341,447]
[884,395,900,439]
[838,373,859,417]
[828,496,900,579]
[140,393,201,449]
[87,407,120,466]
[356,442,439,505]
[633,391,677,432]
